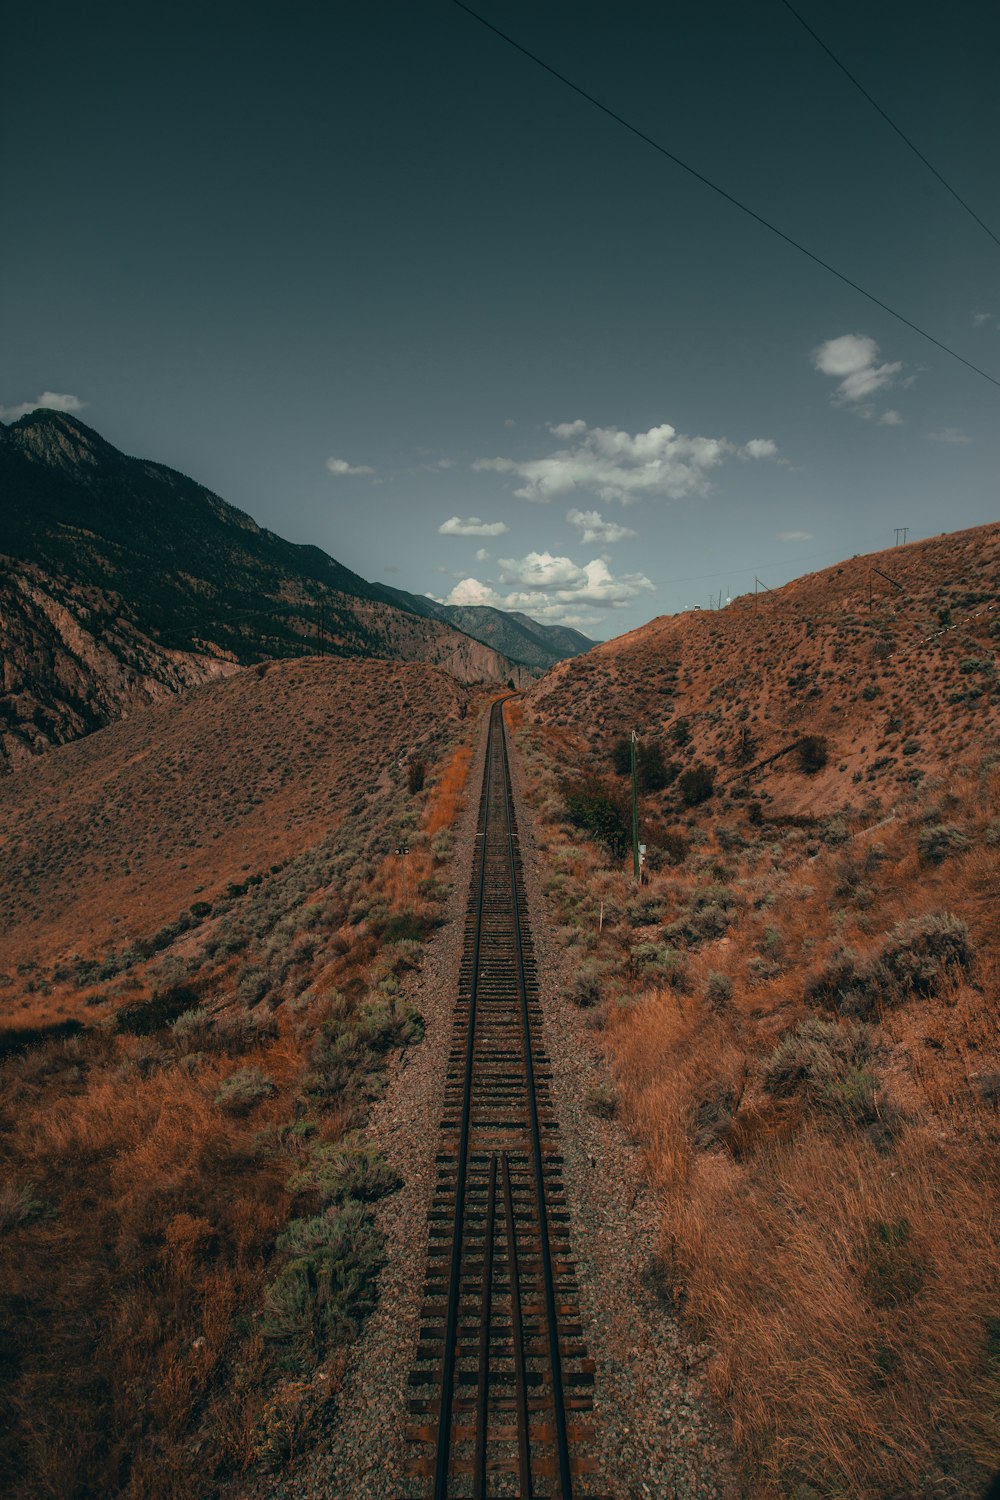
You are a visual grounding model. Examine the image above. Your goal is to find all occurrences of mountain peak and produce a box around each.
[4,409,121,473]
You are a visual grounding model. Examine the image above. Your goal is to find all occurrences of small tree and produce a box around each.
[407,758,426,794]
[678,764,714,806]
[610,737,632,776]
[637,741,672,792]
[796,735,828,774]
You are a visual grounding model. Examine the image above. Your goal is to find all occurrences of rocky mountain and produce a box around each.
[0,411,532,771]
[378,583,596,670]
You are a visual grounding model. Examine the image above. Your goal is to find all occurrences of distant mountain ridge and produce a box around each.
[377,582,596,670]
[0,411,572,771]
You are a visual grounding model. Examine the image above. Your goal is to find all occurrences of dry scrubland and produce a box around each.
[516,524,1000,1500]
[0,657,481,1498]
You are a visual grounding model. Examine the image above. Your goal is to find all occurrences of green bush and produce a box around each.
[261,1202,384,1367]
[288,1139,400,1205]
[563,782,629,857]
[214,1067,276,1116]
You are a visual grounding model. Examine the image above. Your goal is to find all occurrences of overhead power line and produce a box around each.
[449,0,1000,391]
[779,0,1000,252]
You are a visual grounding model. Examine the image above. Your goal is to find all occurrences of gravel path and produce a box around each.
[257,704,743,1499]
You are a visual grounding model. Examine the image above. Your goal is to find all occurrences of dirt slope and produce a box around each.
[0,655,471,1001]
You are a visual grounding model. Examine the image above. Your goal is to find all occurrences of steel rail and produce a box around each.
[473,1153,498,1500]
[432,706,496,1500]
[498,705,574,1499]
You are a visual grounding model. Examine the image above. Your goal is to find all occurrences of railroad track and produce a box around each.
[406,700,599,1498]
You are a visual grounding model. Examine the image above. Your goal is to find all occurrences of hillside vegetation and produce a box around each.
[516,524,999,1499]
[0,659,482,1498]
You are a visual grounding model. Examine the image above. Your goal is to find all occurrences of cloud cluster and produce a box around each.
[777,530,813,542]
[566,507,636,544]
[0,390,87,422]
[474,419,778,505]
[326,456,374,476]
[812,334,902,405]
[438,515,509,537]
[928,427,972,445]
[441,549,654,629]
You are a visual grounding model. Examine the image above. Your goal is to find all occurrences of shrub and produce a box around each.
[288,1140,400,1205]
[214,1067,276,1116]
[796,735,828,774]
[678,764,714,806]
[611,737,632,775]
[380,911,433,944]
[407,758,426,794]
[637,741,674,793]
[670,717,691,747]
[563,782,629,857]
[115,986,200,1036]
[805,914,973,1017]
[918,823,969,865]
[261,1202,384,1367]
[705,971,732,1009]
[763,1016,877,1124]
[586,1083,618,1119]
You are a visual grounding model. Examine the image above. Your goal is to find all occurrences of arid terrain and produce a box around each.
[0,656,486,1497]
[0,523,997,1500]
[514,522,999,1497]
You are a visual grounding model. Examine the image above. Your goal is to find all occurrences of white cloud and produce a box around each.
[443,549,653,628]
[566,507,637,544]
[879,409,903,426]
[474,547,491,562]
[928,426,972,445]
[438,515,509,537]
[777,530,813,542]
[972,311,993,328]
[0,390,87,422]
[474,419,778,505]
[812,334,902,404]
[448,577,501,607]
[326,456,375,476]
[742,438,778,459]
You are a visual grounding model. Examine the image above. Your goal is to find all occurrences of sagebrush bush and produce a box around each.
[917,823,969,865]
[288,1139,400,1205]
[214,1067,277,1115]
[262,1202,383,1367]
[763,1016,877,1124]
[805,913,973,1017]
[704,971,732,1009]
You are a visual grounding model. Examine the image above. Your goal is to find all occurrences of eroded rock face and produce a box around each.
[0,410,532,769]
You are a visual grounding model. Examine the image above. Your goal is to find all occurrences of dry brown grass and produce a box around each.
[0,662,482,1497]
[516,552,1000,1498]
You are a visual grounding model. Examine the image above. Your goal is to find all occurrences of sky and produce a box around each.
[3,0,998,638]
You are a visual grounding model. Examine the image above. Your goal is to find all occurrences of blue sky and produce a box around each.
[3,0,998,636]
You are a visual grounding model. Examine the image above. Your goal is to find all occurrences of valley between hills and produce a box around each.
[0,433,997,1500]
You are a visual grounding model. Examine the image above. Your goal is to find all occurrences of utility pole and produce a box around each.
[630,730,640,884]
[396,845,409,905]
[894,527,909,546]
